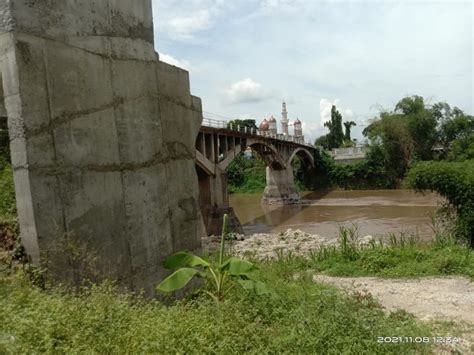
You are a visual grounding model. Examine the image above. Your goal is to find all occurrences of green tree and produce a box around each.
[314,135,330,149]
[363,111,413,178]
[227,119,257,131]
[406,161,474,246]
[343,121,356,141]
[394,96,437,161]
[321,105,345,150]
[432,102,474,161]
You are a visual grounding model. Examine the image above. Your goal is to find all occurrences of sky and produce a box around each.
[152,0,473,142]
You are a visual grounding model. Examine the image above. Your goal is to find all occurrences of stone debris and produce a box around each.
[202,229,381,259]
[203,229,343,259]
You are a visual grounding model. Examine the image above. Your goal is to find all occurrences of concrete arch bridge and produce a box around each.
[196,118,316,235]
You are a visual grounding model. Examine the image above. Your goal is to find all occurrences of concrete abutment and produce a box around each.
[1,0,203,296]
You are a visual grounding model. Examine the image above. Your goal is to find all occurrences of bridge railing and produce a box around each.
[201,117,313,147]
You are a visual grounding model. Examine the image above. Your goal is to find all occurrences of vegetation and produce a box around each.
[227,153,267,193]
[363,96,473,178]
[268,227,474,279]
[406,161,474,247]
[343,120,356,141]
[227,118,258,131]
[315,106,357,149]
[157,215,271,301]
[0,270,436,354]
[0,156,15,221]
[2,225,470,353]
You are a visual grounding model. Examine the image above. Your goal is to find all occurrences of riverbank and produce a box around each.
[2,231,473,354]
[202,228,474,279]
[202,229,474,353]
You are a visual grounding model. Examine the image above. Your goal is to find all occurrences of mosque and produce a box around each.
[259,102,304,143]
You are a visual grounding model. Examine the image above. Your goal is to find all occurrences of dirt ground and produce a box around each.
[313,275,474,354]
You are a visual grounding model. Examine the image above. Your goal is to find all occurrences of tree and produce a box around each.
[343,121,356,141]
[432,102,474,160]
[227,119,257,131]
[363,112,413,178]
[314,135,330,149]
[320,105,345,150]
[394,96,437,161]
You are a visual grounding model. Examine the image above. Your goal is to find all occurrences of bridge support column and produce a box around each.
[197,166,243,236]
[262,166,300,204]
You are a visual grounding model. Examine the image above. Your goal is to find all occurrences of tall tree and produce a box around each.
[343,121,356,141]
[323,105,344,149]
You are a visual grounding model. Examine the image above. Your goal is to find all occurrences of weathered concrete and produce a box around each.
[261,166,301,204]
[0,0,203,295]
[195,130,243,235]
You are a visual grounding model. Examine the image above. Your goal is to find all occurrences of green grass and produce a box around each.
[264,234,474,280]
[0,267,435,354]
[0,156,16,221]
[2,230,472,353]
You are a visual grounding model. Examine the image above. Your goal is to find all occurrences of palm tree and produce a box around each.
[343,121,356,141]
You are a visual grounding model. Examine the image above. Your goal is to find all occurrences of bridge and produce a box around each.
[196,117,316,235]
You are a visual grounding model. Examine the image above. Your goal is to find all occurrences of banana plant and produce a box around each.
[156,214,272,302]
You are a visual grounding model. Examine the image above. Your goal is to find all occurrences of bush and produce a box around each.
[227,153,267,194]
[0,156,16,220]
[406,161,474,246]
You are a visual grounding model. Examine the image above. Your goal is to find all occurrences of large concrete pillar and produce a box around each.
[262,165,300,204]
[198,166,242,235]
[0,0,203,295]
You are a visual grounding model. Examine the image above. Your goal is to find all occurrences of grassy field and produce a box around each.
[2,234,473,354]
[1,268,433,354]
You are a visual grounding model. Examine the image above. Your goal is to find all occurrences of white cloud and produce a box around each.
[225,78,270,104]
[159,53,191,71]
[165,9,211,40]
[319,99,334,127]
[152,0,230,42]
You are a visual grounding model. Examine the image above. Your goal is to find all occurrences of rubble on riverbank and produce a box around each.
[201,229,375,259]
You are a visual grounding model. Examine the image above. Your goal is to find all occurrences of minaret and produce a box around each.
[281,101,289,135]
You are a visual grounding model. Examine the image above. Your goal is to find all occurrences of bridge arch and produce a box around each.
[217,139,286,171]
[195,124,317,234]
[287,147,315,168]
[247,141,286,170]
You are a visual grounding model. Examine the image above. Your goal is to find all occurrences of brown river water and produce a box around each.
[229,190,444,239]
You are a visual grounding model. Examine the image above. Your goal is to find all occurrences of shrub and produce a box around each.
[0,156,16,220]
[406,161,474,246]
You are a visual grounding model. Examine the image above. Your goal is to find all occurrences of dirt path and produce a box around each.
[313,275,474,323]
[313,275,474,353]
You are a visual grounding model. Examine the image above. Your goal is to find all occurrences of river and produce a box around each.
[229,189,444,239]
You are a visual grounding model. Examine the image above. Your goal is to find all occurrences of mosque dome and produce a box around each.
[294,118,301,125]
[259,118,269,130]
[269,116,277,123]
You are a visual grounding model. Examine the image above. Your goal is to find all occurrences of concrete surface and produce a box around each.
[0,0,203,296]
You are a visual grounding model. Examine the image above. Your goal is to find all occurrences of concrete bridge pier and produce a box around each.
[262,165,301,205]
[197,166,242,236]
[195,129,243,235]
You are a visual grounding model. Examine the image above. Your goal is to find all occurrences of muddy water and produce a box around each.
[229,190,444,239]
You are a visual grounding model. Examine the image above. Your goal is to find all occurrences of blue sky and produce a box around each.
[152,0,473,142]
